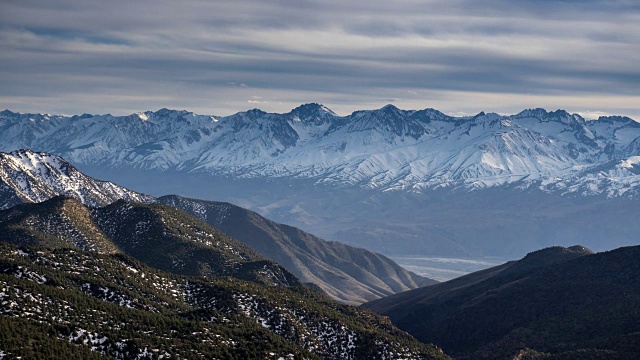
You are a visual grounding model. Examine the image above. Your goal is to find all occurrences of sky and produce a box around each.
[1,0,639,119]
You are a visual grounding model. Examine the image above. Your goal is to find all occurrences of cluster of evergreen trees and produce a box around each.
[0,243,447,359]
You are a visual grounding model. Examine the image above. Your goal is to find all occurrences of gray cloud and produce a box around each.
[0,0,638,119]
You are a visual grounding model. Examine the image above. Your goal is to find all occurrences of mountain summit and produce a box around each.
[3,106,640,258]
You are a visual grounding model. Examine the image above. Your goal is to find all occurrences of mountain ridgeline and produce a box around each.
[0,150,451,358]
[158,195,436,305]
[364,245,640,359]
[4,106,640,360]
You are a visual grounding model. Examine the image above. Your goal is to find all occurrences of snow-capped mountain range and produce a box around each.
[1,105,639,197]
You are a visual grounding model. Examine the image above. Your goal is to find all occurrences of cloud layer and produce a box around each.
[1,0,639,118]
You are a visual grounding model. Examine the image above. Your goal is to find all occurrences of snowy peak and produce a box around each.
[336,104,425,140]
[2,149,72,176]
[0,149,153,209]
[153,107,182,117]
[289,102,336,119]
[514,108,585,127]
[410,108,452,122]
[377,103,404,116]
[514,108,556,119]
[597,115,638,125]
[69,113,95,122]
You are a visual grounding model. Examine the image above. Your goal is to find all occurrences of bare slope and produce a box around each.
[159,195,437,304]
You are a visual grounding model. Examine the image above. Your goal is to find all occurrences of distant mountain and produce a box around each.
[364,245,640,359]
[158,195,436,305]
[0,196,298,286]
[0,149,153,210]
[2,105,640,196]
[0,242,448,359]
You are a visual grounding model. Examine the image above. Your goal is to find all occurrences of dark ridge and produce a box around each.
[364,245,640,359]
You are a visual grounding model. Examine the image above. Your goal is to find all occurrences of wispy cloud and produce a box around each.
[0,0,638,119]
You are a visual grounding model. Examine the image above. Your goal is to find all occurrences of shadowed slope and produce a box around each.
[365,245,640,359]
[0,197,298,286]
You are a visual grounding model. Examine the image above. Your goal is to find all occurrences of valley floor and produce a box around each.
[390,256,510,282]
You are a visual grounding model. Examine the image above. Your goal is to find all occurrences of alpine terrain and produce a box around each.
[2,105,639,195]
[0,149,154,210]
